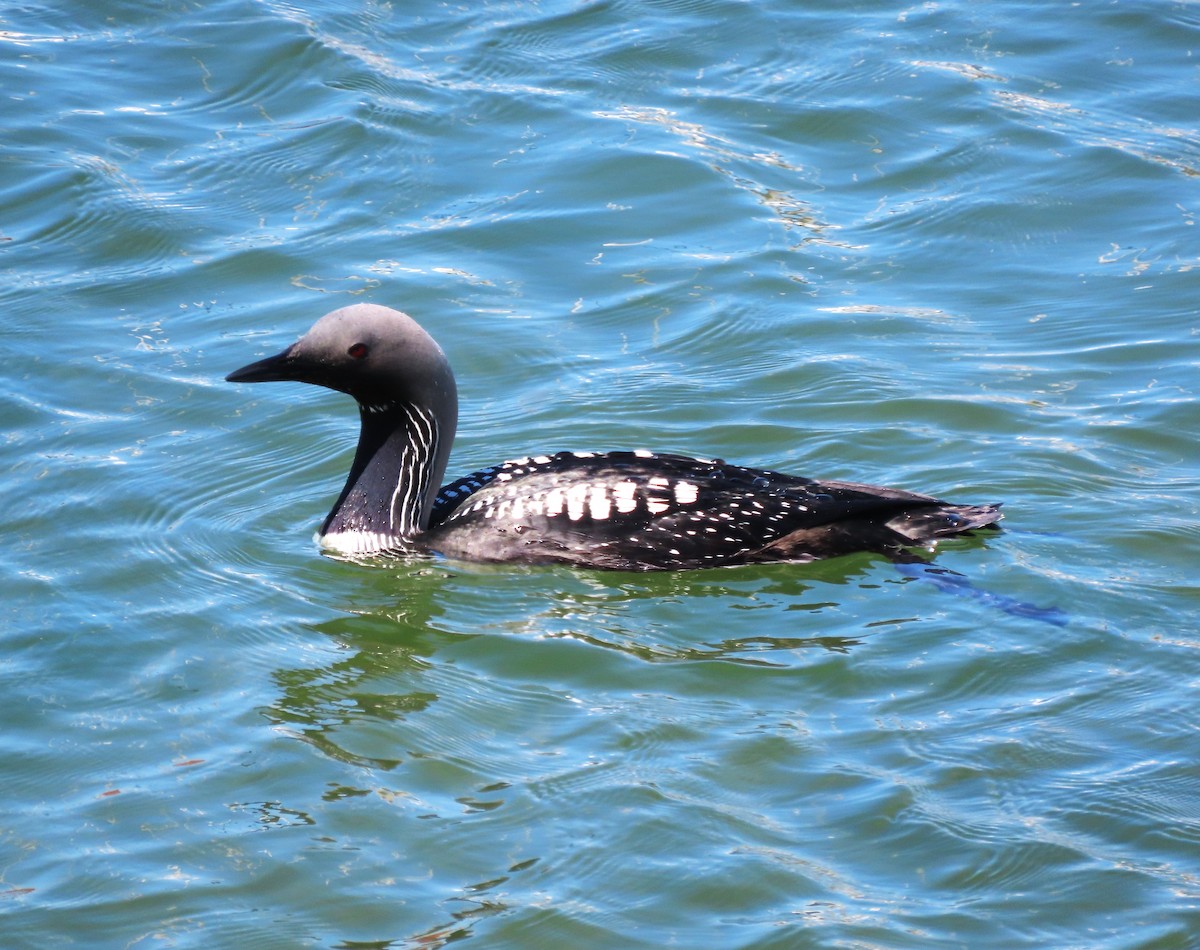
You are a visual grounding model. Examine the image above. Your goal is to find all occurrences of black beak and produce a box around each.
[225,347,296,384]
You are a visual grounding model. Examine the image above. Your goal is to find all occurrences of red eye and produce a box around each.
[347,342,369,359]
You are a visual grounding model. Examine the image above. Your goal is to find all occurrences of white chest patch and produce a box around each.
[320,530,396,556]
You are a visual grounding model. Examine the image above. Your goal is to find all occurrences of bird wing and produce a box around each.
[422,451,956,570]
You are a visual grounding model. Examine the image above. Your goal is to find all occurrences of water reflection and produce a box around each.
[228,799,316,830]
[317,553,907,657]
[282,540,1033,681]
[258,550,947,776]
[263,617,444,770]
[251,535,1057,950]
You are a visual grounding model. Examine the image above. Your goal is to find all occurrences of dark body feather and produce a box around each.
[419,450,1001,571]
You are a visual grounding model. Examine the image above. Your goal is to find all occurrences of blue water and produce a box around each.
[3,0,1199,946]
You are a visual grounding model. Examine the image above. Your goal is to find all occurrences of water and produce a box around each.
[3,0,1199,946]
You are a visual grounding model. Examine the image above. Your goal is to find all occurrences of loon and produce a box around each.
[226,304,1002,571]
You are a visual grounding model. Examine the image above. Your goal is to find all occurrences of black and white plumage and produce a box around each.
[226,304,1001,571]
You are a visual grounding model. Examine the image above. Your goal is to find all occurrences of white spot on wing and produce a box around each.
[589,484,612,520]
[612,480,638,513]
[566,482,590,520]
[674,481,699,504]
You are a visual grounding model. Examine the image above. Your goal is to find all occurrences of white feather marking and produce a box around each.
[612,480,638,513]
[387,404,438,536]
[321,530,394,555]
[647,497,671,515]
[589,484,612,520]
[634,449,653,458]
[566,482,590,520]
[673,481,699,504]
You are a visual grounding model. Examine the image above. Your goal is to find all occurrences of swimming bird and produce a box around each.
[226,304,1001,571]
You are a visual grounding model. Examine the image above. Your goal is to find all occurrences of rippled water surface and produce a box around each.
[3,1,1199,946]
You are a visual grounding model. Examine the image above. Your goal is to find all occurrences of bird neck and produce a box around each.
[319,401,449,547]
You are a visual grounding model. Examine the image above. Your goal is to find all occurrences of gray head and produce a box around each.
[226,304,457,420]
[227,304,459,542]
